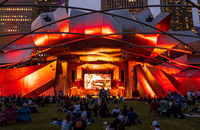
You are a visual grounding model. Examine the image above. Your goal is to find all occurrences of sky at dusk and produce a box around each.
[68,0,200,26]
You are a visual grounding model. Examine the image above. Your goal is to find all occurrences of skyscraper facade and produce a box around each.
[0,0,68,33]
[161,0,194,31]
[0,0,38,32]
[38,0,68,16]
[101,0,148,15]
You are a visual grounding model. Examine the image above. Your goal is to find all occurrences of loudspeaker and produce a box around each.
[72,70,75,83]
[121,70,124,82]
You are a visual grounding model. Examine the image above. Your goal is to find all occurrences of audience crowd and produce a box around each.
[0,89,200,130]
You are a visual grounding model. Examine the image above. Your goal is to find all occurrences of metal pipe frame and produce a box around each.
[0,4,199,69]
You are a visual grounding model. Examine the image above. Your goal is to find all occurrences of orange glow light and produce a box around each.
[34,34,48,46]
[136,34,157,45]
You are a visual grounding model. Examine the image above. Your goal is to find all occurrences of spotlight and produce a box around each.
[0,49,4,54]
[129,45,133,48]
[62,43,68,48]
[43,15,51,22]
[121,55,125,59]
[146,15,153,22]
[192,50,198,54]
[72,55,75,59]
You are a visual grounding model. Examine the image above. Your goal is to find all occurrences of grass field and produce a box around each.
[1,101,200,130]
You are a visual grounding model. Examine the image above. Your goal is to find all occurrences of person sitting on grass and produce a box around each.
[0,103,2,112]
[151,121,160,130]
[29,102,39,113]
[93,104,100,117]
[79,106,88,123]
[112,105,120,117]
[74,101,80,113]
[121,104,129,116]
[106,118,125,130]
[62,113,72,130]
[71,113,87,130]
[100,102,110,118]
[118,111,128,125]
[126,107,138,125]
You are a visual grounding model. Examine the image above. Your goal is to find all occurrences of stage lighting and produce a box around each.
[43,15,51,22]
[0,49,4,54]
[62,43,68,48]
[121,55,125,59]
[192,50,198,54]
[146,15,153,22]
[72,55,75,59]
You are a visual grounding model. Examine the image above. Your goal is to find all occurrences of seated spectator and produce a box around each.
[62,113,72,130]
[151,120,160,130]
[93,104,100,117]
[158,97,169,115]
[79,106,88,123]
[56,97,62,107]
[29,102,39,113]
[112,105,120,117]
[1,104,17,124]
[126,107,138,125]
[68,106,76,118]
[106,118,124,130]
[17,103,31,122]
[74,101,80,112]
[71,113,87,130]
[118,111,127,125]
[121,104,129,116]
[100,102,110,118]
[0,103,2,112]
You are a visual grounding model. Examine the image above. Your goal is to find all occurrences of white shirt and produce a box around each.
[74,104,80,112]
[122,97,124,101]
[80,111,87,121]
[112,109,120,114]
[28,100,32,105]
[187,91,191,100]
[191,92,195,97]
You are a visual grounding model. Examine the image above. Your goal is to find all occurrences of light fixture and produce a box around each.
[72,55,75,59]
[0,49,4,54]
[43,15,51,22]
[121,54,125,59]
[62,43,68,48]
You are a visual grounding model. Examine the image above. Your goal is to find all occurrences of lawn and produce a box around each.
[1,101,200,130]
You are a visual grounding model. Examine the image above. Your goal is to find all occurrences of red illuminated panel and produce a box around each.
[0,61,57,97]
[135,34,157,46]
[147,66,180,94]
[136,65,156,98]
[163,71,188,95]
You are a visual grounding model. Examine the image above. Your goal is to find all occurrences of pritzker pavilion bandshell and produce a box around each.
[1,4,200,98]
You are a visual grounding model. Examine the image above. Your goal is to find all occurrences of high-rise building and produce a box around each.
[0,0,68,33]
[0,0,38,32]
[102,0,148,15]
[161,0,194,31]
[38,0,68,16]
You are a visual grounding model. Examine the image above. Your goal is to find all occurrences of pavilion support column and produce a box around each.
[133,65,137,91]
[65,61,70,96]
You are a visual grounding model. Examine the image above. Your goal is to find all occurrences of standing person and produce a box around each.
[71,113,87,130]
[187,90,192,105]
[167,90,171,96]
[173,91,183,107]
[59,90,63,99]
[151,121,160,130]
[197,90,200,101]
[62,113,72,130]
